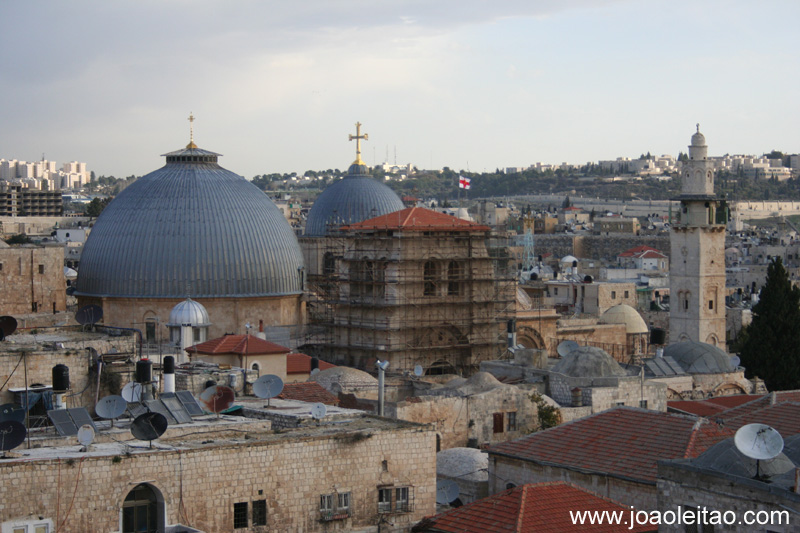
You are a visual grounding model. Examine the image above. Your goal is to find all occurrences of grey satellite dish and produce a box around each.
[436,479,460,505]
[75,304,103,326]
[730,355,741,368]
[0,316,18,340]
[96,395,127,419]
[414,364,424,377]
[253,374,284,400]
[310,368,320,377]
[0,420,27,454]
[199,385,235,414]
[131,412,168,446]
[0,403,26,424]
[735,423,784,461]
[310,402,327,420]
[557,340,579,357]
[77,424,95,447]
[121,382,143,403]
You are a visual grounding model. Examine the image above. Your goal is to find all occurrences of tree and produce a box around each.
[86,197,111,217]
[738,257,800,390]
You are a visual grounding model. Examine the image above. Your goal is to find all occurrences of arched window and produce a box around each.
[323,252,336,276]
[122,483,164,533]
[447,261,464,296]
[423,261,437,296]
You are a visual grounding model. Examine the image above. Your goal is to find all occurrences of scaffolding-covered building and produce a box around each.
[304,207,515,375]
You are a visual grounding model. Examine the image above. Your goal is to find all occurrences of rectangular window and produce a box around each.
[337,492,350,514]
[378,488,392,513]
[0,262,3,271]
[553,287,558,295]
[684,299,689,310]
[639,400,648,409]
[145,321,156,344]
[507,411,517,431]
[233,501,249,529]
[493,412,504,434]
[320,494,334,513]
[709,300,714,310]
[395,487,409,512]
[38,264,44,274]
[611,291,616,299]
[252,499,267,526]
[624,290,629,298]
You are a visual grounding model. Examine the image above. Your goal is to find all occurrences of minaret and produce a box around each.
[669,125,727,348]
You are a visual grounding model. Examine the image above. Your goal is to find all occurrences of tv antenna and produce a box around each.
[557,340,579,357]
[253,375,284,407]
[131,412,168,448]
[0,420,27,457]
[734,423,784,480]
[77,424,95,451]
[0,404,26,424]
[310,402,327,424]
[75,305,103,327]
[0,316,18,341]
[199,385,235,417]
[435,479,460,505]
[121,382,144,403]
[96,395,127,427]
[414,364,424,377]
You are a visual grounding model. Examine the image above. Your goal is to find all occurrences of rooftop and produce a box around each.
[340,207,490,233]
[186,334,290,356]
[276,382,339,405]
[286,352,336,374]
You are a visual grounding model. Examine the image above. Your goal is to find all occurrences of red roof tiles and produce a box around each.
[286,353,336,374]
[487,407,732,483]
[186,334,290,356]
[414,482,654,532]
[668,395,761,417]
[276,382,339,406]
[340,207,490,232]
[617,245,661,258]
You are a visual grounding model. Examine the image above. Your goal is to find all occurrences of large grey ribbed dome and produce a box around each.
[75,146,304,298]
[304,162,404,236]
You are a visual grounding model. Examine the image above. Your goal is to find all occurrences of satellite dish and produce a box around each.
[199,385,235,413]
[735,424,784,461]
[414,364,424,377]
[310,402,327,420]
[77,424,95,447]
[557,340,579,357]
[0,316,18,339]
[0,403,26,424]
[0,420,27,452]
[253,375,284,399]
[131,412,168,442]
[436,479,460,505]
[96,395,127,419]
[121,382,143,403]
[75,304,103,326]
[310,368,320,377]
[730,355,741,368]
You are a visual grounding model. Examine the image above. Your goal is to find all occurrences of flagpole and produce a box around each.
[458,174,462,213]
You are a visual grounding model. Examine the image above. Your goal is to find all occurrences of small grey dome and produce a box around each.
[304,165,404,236]
[167,298,210,327]
[75,145,304,298]
[663,341,734,374]
[437,448,488,482]
[694,438,794,479]
[552,345,627,377]
[310,366,378,394]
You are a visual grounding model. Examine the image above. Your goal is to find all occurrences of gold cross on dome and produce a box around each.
[187,112,198,149]
[348,122,369,165]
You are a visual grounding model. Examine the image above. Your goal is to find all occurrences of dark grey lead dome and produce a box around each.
[75,146,304,298]
[304,162,404,236]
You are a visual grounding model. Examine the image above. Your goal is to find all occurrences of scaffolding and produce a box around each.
[303,225,516,376]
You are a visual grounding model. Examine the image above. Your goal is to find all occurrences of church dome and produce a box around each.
[167,298,210,327]
[304,165,404,236]
[663,340,734,374]
[552,345,627,378]
[437,448,488,482]
[599,304,648,334]
[75,145,305,299]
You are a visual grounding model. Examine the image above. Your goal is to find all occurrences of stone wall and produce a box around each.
[0,245,66,316]
[546,373,667,412]
[0,421,436,533]
[533,235,669,263]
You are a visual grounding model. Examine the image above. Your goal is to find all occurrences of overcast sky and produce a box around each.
[1,1,798,178]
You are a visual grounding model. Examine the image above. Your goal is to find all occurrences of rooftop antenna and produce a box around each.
[75,305,103,329]
[556,340,579,358]
[0,420,26,457]
[253,374,284,407]
[96,394,127,427]
[310,402,327,425]
[199,384,235,418]
[131,412,168,448]
[734,423,784,480]
[435,479,460,505]
[76,424,95,451]
[0,316,19,341]
[413,364,424,378]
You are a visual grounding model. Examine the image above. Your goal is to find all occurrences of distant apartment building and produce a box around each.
[0,158,90,190]
[0,182,63,216]
[593,216,641,235]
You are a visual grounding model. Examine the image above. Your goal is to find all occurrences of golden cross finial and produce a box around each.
[187,112,198,149]
[348,122,369,165]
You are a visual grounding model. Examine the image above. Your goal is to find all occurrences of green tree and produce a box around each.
[86,197,112,217]
[738,257,800,390]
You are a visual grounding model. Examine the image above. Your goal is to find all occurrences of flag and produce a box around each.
[458,176,471,190]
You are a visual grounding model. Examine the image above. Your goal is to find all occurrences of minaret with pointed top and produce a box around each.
[669,126,727,349]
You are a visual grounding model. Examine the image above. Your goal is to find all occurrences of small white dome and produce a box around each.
[599,304,648,334]
[167,298,210,327]
[560,255,578,264]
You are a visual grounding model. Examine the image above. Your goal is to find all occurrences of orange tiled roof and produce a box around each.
[340,207,490,232]
[276,382,339,405]
[186,334,290,356]
[668,395,761,417]
[618,245,660,258]
[487,407,732,484]
[286,353,336,374]
[414,482,654,532]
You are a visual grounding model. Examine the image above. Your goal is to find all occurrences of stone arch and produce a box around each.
[713,382,747,396]
[666,387,682,400]
[517,326,545,350]
[678,333,691,342]
[426,359,457,376]
[705,333,719,347]
[142,310,159,344]
[121,482,166,533]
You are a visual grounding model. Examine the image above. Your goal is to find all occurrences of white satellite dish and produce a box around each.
[730,355,741,368]
[435,479,460,505]
[96,395,127,419]
[77,424,95,447]
[254,374,284,400]
[310,402,327,420]
[414,364,424,377]
[121,382,143,403]
[557,340,579,357]
[735,423,784,461]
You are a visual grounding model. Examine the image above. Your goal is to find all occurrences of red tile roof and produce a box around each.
[186,334,290,356]
[617,245,660,258]
[286,353,336,374]
[276,382,339,405]
[711,391,800,436]
[340,207,490,232]
[487,407,732,484]
[668,395,761,417]
[414,482,654,533]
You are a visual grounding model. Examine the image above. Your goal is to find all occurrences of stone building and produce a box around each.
[0,243,66,316]
[186,334,291,380]
[669,126,727,348]
[74,137,306,347]
[0,181,63,216]
[306,207,514,375]
[435,448,488,506]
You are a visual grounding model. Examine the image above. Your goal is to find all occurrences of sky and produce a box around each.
[1,0,799,178]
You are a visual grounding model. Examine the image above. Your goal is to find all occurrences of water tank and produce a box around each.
[52,364,70,392]
[583,275,593,283]
[136,359,153,383]
[163,355,175,374]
